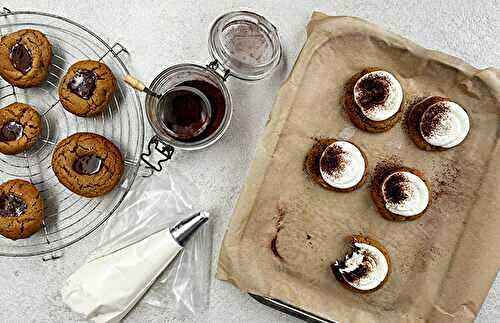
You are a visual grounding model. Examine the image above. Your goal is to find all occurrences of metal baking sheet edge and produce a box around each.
[249,293,338,323]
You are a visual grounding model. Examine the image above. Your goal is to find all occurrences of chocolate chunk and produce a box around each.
[320,144,347,178]
[334,248,375,284]
[68,70,97,100]
[0,193,27,217]
[0,122,23,141]
[341,257,371,283]
[356,74,390,110]
[9,43,32,74]
[73,154,103,175]
[383,173,410,205]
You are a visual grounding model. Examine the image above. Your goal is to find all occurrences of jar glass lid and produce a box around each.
[208,11,282,81]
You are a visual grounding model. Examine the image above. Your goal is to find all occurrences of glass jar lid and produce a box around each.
[208,11,282,81]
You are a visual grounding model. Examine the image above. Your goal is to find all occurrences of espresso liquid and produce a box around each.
[160,80,226,142]
[160,88,210,140]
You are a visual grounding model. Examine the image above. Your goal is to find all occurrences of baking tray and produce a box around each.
[218,12,500,323]
[250,293,336,323]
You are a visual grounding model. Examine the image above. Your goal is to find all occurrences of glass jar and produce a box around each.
[145,64,233,150]
[144,11,282,154]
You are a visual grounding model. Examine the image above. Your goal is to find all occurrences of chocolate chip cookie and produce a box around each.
[0,103,42,155]
[52,132,124,197]
[0,29,52,88]
[59,60,116,117]
[0,179,44,240]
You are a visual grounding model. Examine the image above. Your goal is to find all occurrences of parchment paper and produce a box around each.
[217,12,500,323]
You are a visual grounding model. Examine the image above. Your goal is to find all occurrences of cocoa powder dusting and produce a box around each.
[420,102,450,138]
[356,74,390,110]
[373,156,403,180]
[432,160,460,200]
[383,173,410,205]
[402,95,427,132]
[320,144,346,178]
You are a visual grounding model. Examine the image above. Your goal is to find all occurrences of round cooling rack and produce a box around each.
[0,8,144,257]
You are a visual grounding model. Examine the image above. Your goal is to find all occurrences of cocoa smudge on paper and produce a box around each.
[431,160,460,201]
[270,206,286,260]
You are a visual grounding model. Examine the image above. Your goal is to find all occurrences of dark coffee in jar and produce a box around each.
[158,86,211,140]
[159,80,226,142]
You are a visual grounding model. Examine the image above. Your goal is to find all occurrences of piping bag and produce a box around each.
[61,211,209,323]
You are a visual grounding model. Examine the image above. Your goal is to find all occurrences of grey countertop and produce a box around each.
[1,1,499,322]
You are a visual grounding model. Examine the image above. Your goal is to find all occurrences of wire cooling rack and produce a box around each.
[0,8,144,257]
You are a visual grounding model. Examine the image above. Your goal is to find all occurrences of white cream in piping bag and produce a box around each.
[382,171,429,217]
[319,141,365,189]
[420,100,470,148]
[354,71,403,121]
[337,242,389,291]
[62,229,183,323]
[61,212,209,323]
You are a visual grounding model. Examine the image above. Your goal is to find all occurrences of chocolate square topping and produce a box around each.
[73,154,103,175]
[0,193,27,217]
[68,69,98,100]
[0,122,23,141]
[9,42,32,74]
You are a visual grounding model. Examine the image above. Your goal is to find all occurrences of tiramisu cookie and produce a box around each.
[52,133,124,197]
[304,138,368,192]
[0,29,52,88]
[332,235,391,293]
[371,165,431,221]
[343,68,404,133]
[0,179,44,240]
[0,103,42,155]
[59,60,116,117]
[406,96,470,151]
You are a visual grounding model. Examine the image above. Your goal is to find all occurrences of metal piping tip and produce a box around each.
[170,211,210,246]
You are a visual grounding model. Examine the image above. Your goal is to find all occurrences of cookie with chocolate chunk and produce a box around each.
[0,179,44,240]
[331,235,391,293]
[0,103,42,155]
[59,60,116,117]
[0,29,52,88]
[52,132,124,197]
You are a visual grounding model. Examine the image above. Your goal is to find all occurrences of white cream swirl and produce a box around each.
[319,141,365,189]
[382,171,429,217]
[419,100,470,148]
[337,242,389,291]
[354,71,403,121]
